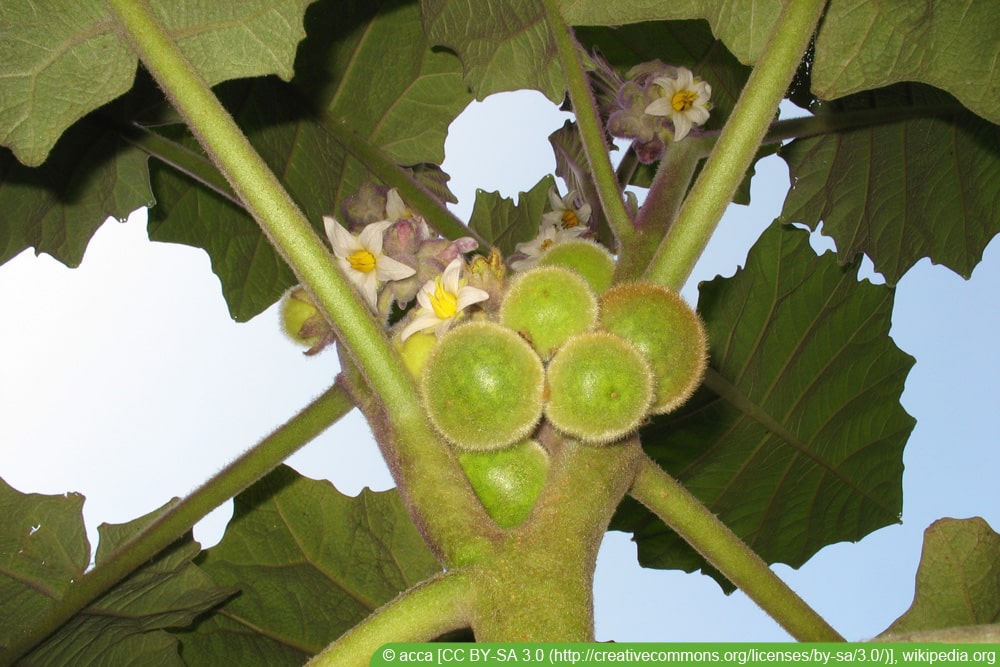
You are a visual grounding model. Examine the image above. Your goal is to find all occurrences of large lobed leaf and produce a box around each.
[778,84,1000,285]
[421,0,564,103]
[613,223,915,588]
[0,0,316,168]
[173,465,441,665]
[147,0,475,321]
[468,175,556,257]
[882,517,1000,637]
[0,484,232,665]
[559,0,998,125]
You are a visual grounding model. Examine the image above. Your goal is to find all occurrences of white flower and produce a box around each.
[644,67,712,141]
[541,188,592,232]
[324,216,416,310]
[399,258,489,341]
[384,188,413,222]
[509,222,587,272]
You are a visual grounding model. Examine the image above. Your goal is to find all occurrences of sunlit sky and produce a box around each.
[1,91,998,642]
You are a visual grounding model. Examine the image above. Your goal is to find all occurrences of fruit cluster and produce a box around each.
[418,263,708,452]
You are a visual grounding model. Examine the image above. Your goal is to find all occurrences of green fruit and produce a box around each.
[538,238,615,293]
[544,331,654,444]
[499,265,598,360]
[280,286,327,348]
[458,439,548,529]
[421,321,545,451]
[394,331,437,379]
[600,283,708,414]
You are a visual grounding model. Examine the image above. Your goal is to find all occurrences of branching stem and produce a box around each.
[630,457,844,642]
[643,0,829,290]
[2,383,354,664]
[541,0,634,246]
[307,571,474,667]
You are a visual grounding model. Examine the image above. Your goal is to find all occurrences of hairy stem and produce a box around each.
[307,571,474,667]
[643,0,828,290]
[320,115,487,248]
[106,0,489,564]
[541,0,634,246]
[614,137,705,282]
[630,457,844,642]
[2,383,353,664]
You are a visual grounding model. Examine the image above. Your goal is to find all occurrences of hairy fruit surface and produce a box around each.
[458,439,548,529]
[544,331,654,444]
[537,238,616,293]
[421,321,545,451]
[600,283,708,414]
[499,266,598,360]
[280,286,327,349]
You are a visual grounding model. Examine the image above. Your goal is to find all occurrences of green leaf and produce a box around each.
[613,223,915,588]
[0,478,89,654]
[173,465,441,665]
[421,0,565,103]
[0,118,155,268]
[1,490,232,666]
[469,175,556,257]
[147,0,474,320]
[778,84,1000,285]
[813,0,1000,126]
[559,0,783,66]
[882,517,1000,636]
[0,0,316,167]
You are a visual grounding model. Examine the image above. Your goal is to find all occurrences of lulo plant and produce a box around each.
[1,0,999,664]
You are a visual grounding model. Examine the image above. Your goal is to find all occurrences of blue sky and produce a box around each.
[1,90,998,643]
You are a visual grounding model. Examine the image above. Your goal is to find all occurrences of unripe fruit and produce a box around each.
[280,286,327,348]
[499,265,598,360]
[458,439,548,529]
[421,321,545,451]
[537,238,615,293]
[545,331,654,444]
[394,331,437,379]
[600,283,708,414]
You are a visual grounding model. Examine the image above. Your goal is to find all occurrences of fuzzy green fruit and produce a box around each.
[600,283,708,414]
[421,321,545,451]
[394,331,437,379]
[538,238,615,293]
[458,439,548,529]
[544,331,654,444]
[499,265,598,360]
[280,286,327,349]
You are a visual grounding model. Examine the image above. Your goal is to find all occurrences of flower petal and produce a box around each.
[358,220,394,254]
[455,285,490,310]
[376,254,417,281]
[400,309,442,341]
[325,216,361,257]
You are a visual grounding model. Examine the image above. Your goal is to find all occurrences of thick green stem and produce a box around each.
[643,0,828,290]
[541,0,634,246]
[614,138,705,282]
[307,571,474,667]
[2,383,354,665]
[106,0,486,564]
[630,457,844,642]
[471,434,645,640]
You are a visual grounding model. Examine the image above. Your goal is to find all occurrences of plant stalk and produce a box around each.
[106,0,490,565]
[643,0,829,290]
[2,383,354,664]
[541,0,634,246]
[630,458,844,642]
[307,571,474,667]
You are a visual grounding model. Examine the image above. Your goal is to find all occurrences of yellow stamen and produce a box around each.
[561,209,580,229]
[348,249,377,273]
[539,239,554,251]
[429,277,458,319]
[672,90,697,112]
